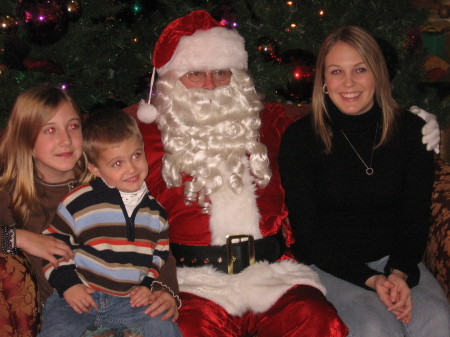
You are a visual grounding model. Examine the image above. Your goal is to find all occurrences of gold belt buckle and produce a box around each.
[225,234,255,274]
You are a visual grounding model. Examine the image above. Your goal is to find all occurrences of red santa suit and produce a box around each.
[125,101,347,337]
[127,9,347,337]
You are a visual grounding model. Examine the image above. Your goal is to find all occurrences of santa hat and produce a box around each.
[137,10,248,123]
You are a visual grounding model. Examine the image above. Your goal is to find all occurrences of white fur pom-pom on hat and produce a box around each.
[137,99,158,124]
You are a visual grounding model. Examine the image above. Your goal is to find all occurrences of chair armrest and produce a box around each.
[424,155,450,301]
[0,252,40,336]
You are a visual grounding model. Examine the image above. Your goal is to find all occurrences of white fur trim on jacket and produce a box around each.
[209,161,262,245]
[157,27,248,77]
[177,260,325,316]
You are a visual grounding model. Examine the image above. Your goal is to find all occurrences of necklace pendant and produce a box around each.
[341,122,378,178]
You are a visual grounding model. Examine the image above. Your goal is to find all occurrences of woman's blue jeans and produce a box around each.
[312,257,450,337]
[38,290,182,337]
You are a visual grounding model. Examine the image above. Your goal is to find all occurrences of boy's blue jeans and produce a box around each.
[38,290,182,337]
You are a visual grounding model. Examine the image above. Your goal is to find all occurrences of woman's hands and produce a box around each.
[386,270,412,324]
[365,271,412,324]
[16,229,73,268]
[130,286,179,321]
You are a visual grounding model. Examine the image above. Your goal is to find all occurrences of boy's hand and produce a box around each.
[63,284,97,314]
[144,290,179,322]
[130,286,153,307]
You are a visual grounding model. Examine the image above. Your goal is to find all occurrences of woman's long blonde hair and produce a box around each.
[0,84,89,226]
[312,25,399,153]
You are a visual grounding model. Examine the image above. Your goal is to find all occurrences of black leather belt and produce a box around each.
[171,232,285,274]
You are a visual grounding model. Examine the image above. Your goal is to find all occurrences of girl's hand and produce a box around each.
[144,290,179,322]
[16,229,73,268]
[387,270,412,324]
[63,284,97,314]
[130,286,153,307]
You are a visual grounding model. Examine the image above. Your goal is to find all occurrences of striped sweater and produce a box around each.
[43,177,170,297]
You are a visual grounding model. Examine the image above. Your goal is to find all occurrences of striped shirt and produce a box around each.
[43,178,169,297]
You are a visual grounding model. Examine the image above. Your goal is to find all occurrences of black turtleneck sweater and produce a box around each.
[279,102,434,288]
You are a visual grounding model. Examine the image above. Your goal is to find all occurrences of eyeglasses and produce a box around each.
[183,69,232,83]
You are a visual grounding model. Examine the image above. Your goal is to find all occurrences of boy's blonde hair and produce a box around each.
[83,108,143,166]
[0,84,88,225]
[312,25,399,153]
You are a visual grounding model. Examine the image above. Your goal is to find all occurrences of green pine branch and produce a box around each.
[0,0,448,129]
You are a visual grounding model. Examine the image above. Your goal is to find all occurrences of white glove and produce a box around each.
[409,106,440,154]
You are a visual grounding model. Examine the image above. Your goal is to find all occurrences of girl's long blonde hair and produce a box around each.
[312,26,399,153]
[0,84,89,226]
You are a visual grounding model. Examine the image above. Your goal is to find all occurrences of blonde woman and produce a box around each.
[280,26,450,337]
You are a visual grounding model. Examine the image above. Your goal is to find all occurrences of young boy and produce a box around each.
[39,109,182,337]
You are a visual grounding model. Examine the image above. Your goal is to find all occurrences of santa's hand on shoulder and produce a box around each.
[410,106,440,154]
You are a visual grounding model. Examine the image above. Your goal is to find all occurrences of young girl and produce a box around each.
[0,85,180,337]
[0,84,88,336]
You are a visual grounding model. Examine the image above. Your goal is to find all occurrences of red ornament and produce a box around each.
[404,27,423,54]
[16,0,70,45]
[276,49,316,103]
[2,34,31,69]
[22,58,64,73]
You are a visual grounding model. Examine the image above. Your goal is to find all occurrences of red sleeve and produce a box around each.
[256,103,294,238]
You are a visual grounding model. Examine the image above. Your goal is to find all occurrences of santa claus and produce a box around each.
[124,10,348,336]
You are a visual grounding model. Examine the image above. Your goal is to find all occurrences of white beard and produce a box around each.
[209,158,262,245]
[156,71,271,215]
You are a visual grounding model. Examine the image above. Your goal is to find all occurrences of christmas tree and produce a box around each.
[0,0,448,128]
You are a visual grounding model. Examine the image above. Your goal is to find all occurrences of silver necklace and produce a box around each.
[340,123,378,176]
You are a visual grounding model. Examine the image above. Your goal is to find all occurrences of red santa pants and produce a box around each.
[177,284,348,337]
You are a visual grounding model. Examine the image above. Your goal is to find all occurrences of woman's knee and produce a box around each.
[340,306,403,337]
[407,298,450,337]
